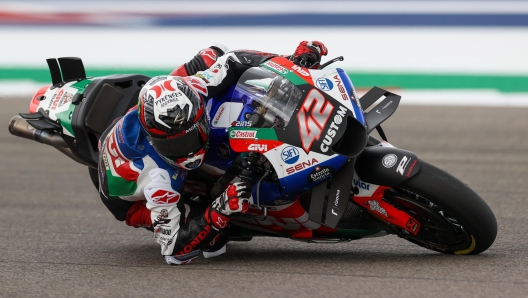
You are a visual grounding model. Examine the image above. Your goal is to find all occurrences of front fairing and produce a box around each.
[205,57,368,200]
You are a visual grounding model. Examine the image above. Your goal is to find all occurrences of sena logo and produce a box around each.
[248,144,268,152]
[297,89,334,153]
[286,158,318,175]
[151,190,180,205]
[333,74,349,101]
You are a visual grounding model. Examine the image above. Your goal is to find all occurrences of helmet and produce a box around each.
[138,76,209,170]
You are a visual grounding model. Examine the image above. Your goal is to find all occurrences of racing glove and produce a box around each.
[291,40,328,69]
[169,43,229,76]
[211,182,251,216]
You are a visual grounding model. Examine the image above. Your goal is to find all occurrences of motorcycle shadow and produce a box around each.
[203,240,498,265]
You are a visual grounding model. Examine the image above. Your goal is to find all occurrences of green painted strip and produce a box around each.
[2,67,528,93]
[348,72,528,93]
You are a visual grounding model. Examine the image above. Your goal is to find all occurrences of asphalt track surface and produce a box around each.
[1,96,527,297]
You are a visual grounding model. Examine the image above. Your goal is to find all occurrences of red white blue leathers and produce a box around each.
[97,41,328,265]
[97,46,281,264]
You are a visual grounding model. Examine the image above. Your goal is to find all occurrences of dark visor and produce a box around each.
[147,114,209,159]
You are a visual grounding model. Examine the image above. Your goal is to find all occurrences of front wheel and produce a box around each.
[386,161,497,255]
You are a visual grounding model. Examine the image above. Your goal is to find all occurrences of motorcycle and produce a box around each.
[8,56,497,255]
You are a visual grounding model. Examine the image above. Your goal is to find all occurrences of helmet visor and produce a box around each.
[147,113,209,159]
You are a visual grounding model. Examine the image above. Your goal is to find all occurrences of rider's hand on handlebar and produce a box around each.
[291,40,328,69]
[212,182,251,216]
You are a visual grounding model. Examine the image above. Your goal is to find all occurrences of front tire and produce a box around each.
[389,161,497,255]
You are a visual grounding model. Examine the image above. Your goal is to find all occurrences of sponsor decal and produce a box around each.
[306,165,333,182]
[406,159,418,177]
[199,48,217,62]
[167,123,195,139]
[154,91,185,109]
[406,218,420,233]
[171,171,180,180]
[233,120,252,127]
[316,78,333,91]
[216,217,229,229]
[382,100,393,110]
[153,209,171,227]
[248,144,268,152]
[116,120,125,143]
[199,71,214,81]
[149,79,195,129]
[105,132,140,181]
[213,105,226,125]
[382,154,398,168]
[58,92,73,107]
[186,76,208,96]
[216,143,230,159]
[176,225,211,256]
[320,105,347,153]
[194,73,210,83]
[264,61,289,75]
[49,89,64,110]
[273,199,292,205]
[333,74,349,101]
[281,146,300,165]
[396,156,412,176]
[155,227,172,235]
[239,50,276,58]
[229,130,257,139]
[292,65,310,77]
[286,158,319,175]
[184,159,202,169]
[367,200,388,217]
[147,76,168,87]
[353,178,370,190]
[297,89,334,153]
[150,190,180,205]
[331,189,341,216]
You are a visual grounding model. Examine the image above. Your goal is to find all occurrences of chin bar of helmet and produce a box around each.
[8,116,89,166]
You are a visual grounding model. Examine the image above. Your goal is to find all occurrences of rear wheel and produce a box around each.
[387,161,497,255]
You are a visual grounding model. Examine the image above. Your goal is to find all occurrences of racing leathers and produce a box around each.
[97,46,284,265]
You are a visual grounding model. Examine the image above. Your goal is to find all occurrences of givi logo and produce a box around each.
[151,190,180,205]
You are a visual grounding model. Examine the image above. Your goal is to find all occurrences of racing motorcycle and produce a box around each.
[8,56,497,255]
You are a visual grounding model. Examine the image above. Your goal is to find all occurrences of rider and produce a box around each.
[97,41,328,265]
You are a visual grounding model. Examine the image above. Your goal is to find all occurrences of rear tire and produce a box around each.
[390,161,497,255]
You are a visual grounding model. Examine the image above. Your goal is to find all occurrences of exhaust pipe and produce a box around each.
[8,116,89,166]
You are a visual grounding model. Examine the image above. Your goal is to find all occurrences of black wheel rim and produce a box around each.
[385,189,472,252]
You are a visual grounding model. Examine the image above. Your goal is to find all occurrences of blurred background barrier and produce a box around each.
[1,0,527,106]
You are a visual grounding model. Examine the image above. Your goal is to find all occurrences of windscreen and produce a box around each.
[232,67,302,127]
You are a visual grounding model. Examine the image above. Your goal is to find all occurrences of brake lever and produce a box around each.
[318,56,344,69]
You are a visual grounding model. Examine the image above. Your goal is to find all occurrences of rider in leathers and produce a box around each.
[97,41,328,265]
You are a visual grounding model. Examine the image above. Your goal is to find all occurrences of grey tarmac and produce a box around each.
[1,96,527,297]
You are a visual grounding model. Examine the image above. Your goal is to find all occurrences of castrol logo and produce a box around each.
[230,130,257,139]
